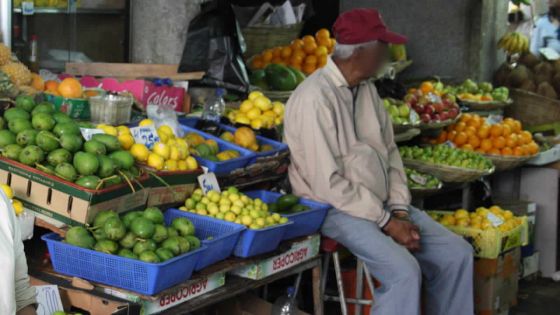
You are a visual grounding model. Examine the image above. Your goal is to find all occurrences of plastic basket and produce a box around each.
[244,190,330,240]
[427,210,529,259]
[165,209,246,271]
[181,125,255,175]
[234,220,293,258]
[41,233,206,295]
[89,94,133,125]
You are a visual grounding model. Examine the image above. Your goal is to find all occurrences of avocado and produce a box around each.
[287,67,306,86]
[250,70,269,90]
[276,194,300,212]
[265,64,298,91]
[290,204,310,213]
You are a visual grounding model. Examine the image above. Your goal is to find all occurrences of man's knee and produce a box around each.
[447,236,474,268]
[369,254,422,289]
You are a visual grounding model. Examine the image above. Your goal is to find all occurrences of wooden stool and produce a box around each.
[320,237,376,315]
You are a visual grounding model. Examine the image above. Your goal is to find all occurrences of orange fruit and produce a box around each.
[317,37,332,49]
[465,126,477,137]
[490,124,503,138]
[476,148,487,154]
[512,120,522,133]
[503,118,516,132]
[302,64,316,75]
[293,49,306,59]
[304,55,318,66]
[521,145,530,156]
[468,135,481,149]
[437,131,448,144]
[58,77,83,99]
[281,46,293,59]
[291,39,304,50]
[302,35,316,44]
[501,147,513,156]
[318,55,328,67]
[315,28,331,40]
[262,50,273,62]
[506,134,518,148]
[513,146,524,156]
[502,124,512,137]
[462,144,474,151]
[330,38,337,48]
[492,136,506,149]
[290,55,304,66]
[251,56,264,69]
[480,139,493,152]
[467,116,482,129]
[315,46,329,57]
[289,63,302,71]
[303,41,318,55]
[45,80,59,92]
[488,148,501,155]
[527,141,539,155]
[31,73,45,91]
[477,125,490,139]
[455,131,468,146]
[420,81,434,94]
[455,121,467,133]
[447,130,457,141]
[520,131,532,144]
[460,113,473,124]
[273,47,283,58]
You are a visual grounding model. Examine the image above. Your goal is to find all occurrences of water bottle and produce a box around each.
[200,88,226,134]
[271,287,298,315]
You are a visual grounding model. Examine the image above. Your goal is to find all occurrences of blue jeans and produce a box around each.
[321,207,473,315]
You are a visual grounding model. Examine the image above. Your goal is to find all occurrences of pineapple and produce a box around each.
[0,72,18,98]
[0,62,32,86]
[0,44,11,67]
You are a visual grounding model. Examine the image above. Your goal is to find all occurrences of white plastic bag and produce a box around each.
[146,105,185,138]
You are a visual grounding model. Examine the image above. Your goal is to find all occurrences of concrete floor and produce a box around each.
[511,278,560,315]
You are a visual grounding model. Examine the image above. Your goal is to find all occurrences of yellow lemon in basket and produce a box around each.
[250,118,264,130]
[117,125,131,135]
[186,156,198,170]
[164,159,178,171]
[235,114,251,125]
[489,205,502,214]
[254,96,272,111]
[481,219,492,230]
[147,153,165,170]
[12,199,23,216]
[476,207,489,215]
[102,125,118,136]
[470,222,482,230]
[272,101,285,116]
[169,146,180,161]
[248,91,264,101]
[118,134,135,150]
[139,119,154,127]
[440,214,456,226]
[177,160,188,171]
[470,215,482,225]
[246,107,262,120]
[152,142,170,160]
[502,210,514,220]
[275,117,283,126]
[224,212,237,222]
[1,184,13,199]
[130,143,150,162]
[454,209,469,219]
[239,100,255,113]
[456,218,470,227]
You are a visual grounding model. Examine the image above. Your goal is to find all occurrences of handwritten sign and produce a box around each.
[197,173,221,194]
[485,114,503,126]
[80,128,105,141]
[130,126,160,149]
[34,285,64,315]
[487,212,505,227]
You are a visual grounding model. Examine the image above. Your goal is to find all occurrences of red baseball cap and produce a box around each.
[333,8,407,45]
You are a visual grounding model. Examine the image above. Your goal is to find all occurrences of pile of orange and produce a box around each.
[250,28,336,75]
[44,77,84,99]
[435,114,539,156]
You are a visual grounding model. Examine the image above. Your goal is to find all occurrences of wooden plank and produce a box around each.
[65,63,204,81]
[312,265,323,315]
[35,217,67,237]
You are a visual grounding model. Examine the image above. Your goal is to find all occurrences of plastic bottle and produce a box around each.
[271,287,298,315]
[200,88,226,134]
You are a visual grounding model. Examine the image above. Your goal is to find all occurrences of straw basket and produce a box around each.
[505,89,560,128]
[460,99,513,111]
[403,159,494,183]
[242,23,303,58]
[262,90,293,102]
[483,154,535,172]
[418,115,460,131]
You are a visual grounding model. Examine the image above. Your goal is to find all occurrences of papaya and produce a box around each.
[250,70,269,90]
[265,64,298,91]
[276,194,300,212]
[288,67,306,86]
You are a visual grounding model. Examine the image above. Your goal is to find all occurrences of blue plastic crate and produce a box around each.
[233,219,293,258]
[165,209,246,270]
[245,190,331,240]
[41,233,206,295]
[179,117,288,162]
[181,125,255,175]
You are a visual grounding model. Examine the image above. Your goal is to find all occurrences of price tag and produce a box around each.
[443,140,456,148]
[197,173,221,195]
[485,114,503,126]
[80,128,104,141]
[130,126,160,149]
[22,1,34,15]
[486,212,504,227]
[410,173,428,185]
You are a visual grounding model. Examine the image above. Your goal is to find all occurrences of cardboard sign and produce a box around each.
[80,128,105,141]
[198,173,221,194]
[35,285,64,315]
[130,126,160,149]
[22,1,34,15]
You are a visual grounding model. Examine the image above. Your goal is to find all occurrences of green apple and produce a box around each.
[398,104,410,118]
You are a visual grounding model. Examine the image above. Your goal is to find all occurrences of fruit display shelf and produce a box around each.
[481,153,536,172]
[459,98,513,111]
[394,128,421,143]
[403,159,494,183]
[418,115,461,131]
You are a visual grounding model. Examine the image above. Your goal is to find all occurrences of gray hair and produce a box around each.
[331,41,378,59]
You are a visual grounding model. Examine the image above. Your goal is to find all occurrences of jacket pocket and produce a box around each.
[341,143,388,201]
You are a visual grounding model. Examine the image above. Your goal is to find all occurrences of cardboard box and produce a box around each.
[101,272,225,315]
[522,251,540,279]
[495,199,538,255]
[0,157,149,225]
[474,248,520,315]
[230,234,320,280]
[143,168,202,208]
[210,293,310,315]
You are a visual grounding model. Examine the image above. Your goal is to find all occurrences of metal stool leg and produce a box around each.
[320,253,331,297]
[355,260,364,315]
[363,264,375,307]
[333,251,348,315]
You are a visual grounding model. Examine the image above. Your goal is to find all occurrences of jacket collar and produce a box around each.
[324,56,368,88]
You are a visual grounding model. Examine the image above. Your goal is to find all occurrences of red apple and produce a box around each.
[433,103,444,113]
[413,104,425,114]
[448,107,459,118]
[442,99,451,109]
[404,94,417,103]
[432,113,442,121]
[424,105,435,115]
[420,113,431,123]
[440,111,450,121]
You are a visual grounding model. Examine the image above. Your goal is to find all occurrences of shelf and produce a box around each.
[13,7,125,15]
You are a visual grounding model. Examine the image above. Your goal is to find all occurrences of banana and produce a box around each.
[498,32,529,54]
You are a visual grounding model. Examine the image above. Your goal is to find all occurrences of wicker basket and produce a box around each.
[482,154,535,172]
[459,99,513,111]
[403,159,495,183]
[393,122,420,134]
[395,128,421,143]
[242,23,303,58]
[505,89,560,128]
[418,116,460,131]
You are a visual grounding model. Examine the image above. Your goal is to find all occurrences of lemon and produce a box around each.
[12,199,23,216]
[274,117,283,126]
[239,100,255,113]
[454,209,469,219]
[208,204,219,215]
[470,222,482,230]
[272,213,281,222]
[118,134,135,150]
[248,91,264,101]
[246,107,262,120]
[224,212,237,222]
[166,138,177,146]
[503,210,514,220]
[186,156,198,170]
[235,114,251,125]
[139,119,154,126]
[152,142,170,159]
[117,125,131,135]
[241,215,253,226]
[147,153,165,170]
[176,146,189,160]
[178,160,188,171]
[165,159,178,171]
[250,118,264,130]
[279,217,289,224]
[179,206,188,211]
[261,115,274,128]
[263,110,276,118]
[169,146,180,161]
[272,101,285,115]
[227,112,237,122]
[1,184,13,199]
[254,96,272,111]
[102,126,118,136]
[158,125,175,137]
[231,205,242,215]
[442,214,456,226]
[158,132,170,143]
[96,124,107,129]
[130,143,150,162]
[456,218,470,227]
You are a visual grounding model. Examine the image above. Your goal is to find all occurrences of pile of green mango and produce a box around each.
[250,64,306,91]
[0,95,140,189]
[399,144,493,171]
[65,207,201,263]
[268,194,310,214]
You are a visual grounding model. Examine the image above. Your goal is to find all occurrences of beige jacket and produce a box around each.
[284,57,411,227]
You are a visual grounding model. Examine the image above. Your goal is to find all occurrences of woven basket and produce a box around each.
[459,99,513,111]
[505,89,560,128]
[262,90,293,102]
[393,122,420,134]
[394,128,421,143]
[418,115,460,131]
[403,159,494,183]
[242,23,303,58]
[482,154,535,172]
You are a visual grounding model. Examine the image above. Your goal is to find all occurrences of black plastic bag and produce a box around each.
[178,0,250,93]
